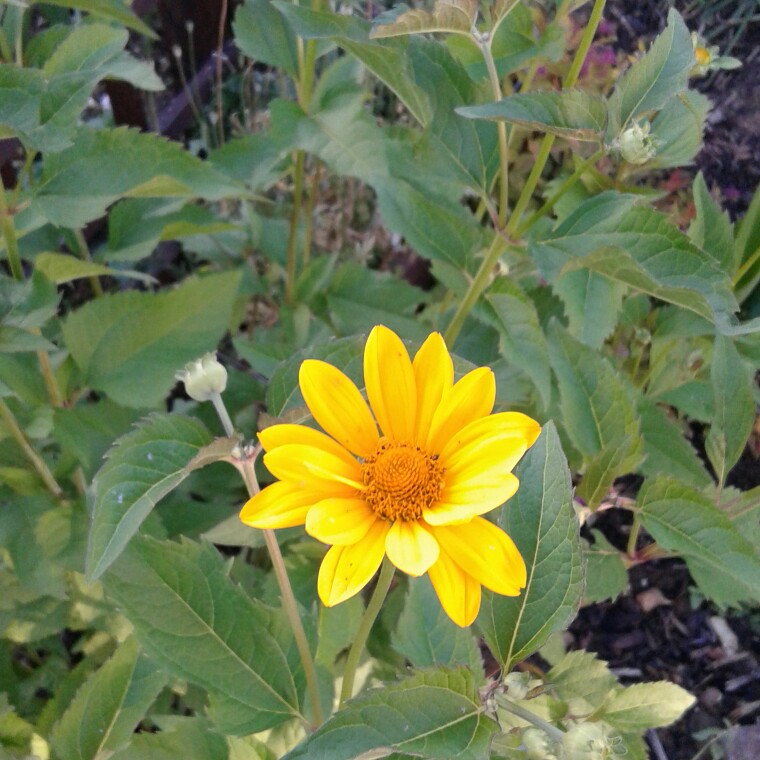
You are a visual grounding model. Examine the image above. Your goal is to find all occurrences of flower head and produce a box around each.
[690,31,741,78]
[176,352,227,402]
[240,325,540,626]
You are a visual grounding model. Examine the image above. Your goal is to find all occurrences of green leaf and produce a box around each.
[209,134,286,192]
[534,195,739,325]
[479,422,583,669]
[638,478,760,606]
[393,576,483,674]
[601,682,696,731]
[649,90,709,171]
[283,668,497,760]
[705,334,755,487]
[583,530,628,604]
[38,0,156,39]
[688,172,735,274]
[62,271,241,408]
[607,9,694,135]
[86,414,217,581]
[103,536,305,733]
[370,0,477,38]
[458,90,607,142]
[234,0,299,76]
[548,324,642,505]
[0,272,59,352]
[548,650,618,714]
[32,127,243,227]
[50,638,167,760]
[325,262,429,340]
[734,180,760,303]
[35,252,156,285]
[636,397,712,489]
[553,268,626,350]
[480,277,552,409]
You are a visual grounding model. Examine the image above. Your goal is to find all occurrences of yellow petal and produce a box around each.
[427,545,481,627]
[364,325,417,442]
[239,481,314,529]
[425,367,495,454]
[423,473,520,525]
[446,437,527,485]
[300,360,379,458]
[412,331,454,446]
[306,497,378,546]
[384,520,439,576]
[434,518,526,596]
[264,444,364,494]
[259,423,354,464]
[439,412,541,465]
[317,520,390,606]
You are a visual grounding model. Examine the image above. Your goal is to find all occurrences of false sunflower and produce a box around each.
[240,325,540,626]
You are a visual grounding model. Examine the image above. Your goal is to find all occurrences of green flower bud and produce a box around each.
[503,671,531,700]
[563,722,622,760]
[177,352,228,402]
[618,120,657,165]
[522,727,558,759]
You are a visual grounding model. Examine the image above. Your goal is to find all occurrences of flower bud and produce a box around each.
[503,671,531,700]
[563,722,622,760]
[618,120,657,165]
[177,352,227,402]
[522,727,558,760]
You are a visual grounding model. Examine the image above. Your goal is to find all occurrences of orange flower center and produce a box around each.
[695,46,710,65]
[361,439,445,521]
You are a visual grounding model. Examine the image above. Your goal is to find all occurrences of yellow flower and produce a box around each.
[240,325,540,626]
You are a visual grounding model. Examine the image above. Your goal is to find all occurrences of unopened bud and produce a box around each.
[503,672,531,700]
[563,722,623,760]
[523,727,558,759]
[177,352,227,401]
[618,120,657,165]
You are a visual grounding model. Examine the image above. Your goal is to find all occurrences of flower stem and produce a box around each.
[210,392,235,438]
[340,557,395,705]
[285,149,306,305]
[0,180,23,281]
[0,398,63,498]
[497,696,565,743]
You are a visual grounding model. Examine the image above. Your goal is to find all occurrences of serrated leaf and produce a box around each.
[109,718,230,760]
[601,682,696,731]
[480,277,552,409]
[284,668,496,760]
[35,252,156,285]
[33,127,243,227]
[705,334,755,487]
[393,576,483,674]
[0,271,59,330]
[50,638,167,760]
[234,0,299,76]
[636,397,712,489]
[479,423,583,668]
[583,530,628,604]
[86,414,215,581]
[104,536,306,733]
[458,90,607,142]
[607,9,694,135]
[548,650,618,714]
[62,271,241,408]
[688,172,735,274]
[638,478,760,606]
[370,0,477,39]
[649,90,709,171]
[548,324,642,505]
[553,268,626,350]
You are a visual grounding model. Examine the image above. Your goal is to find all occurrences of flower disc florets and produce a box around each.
[239,325,541,626]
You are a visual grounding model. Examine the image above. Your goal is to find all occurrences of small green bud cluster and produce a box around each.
[563,722,626,760]
[617,121,657,165]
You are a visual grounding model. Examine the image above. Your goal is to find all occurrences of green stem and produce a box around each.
[479,35,509,228]
[302,160,321,267]
[0,180,23,280]
[0,398,63,498]
[515,148,605,236]
[732,242,760,287]
[285,150,305,305]
[505,0,607,238]
[74,229,104,297]
[497,696,565,743]
[444,234,506,346]
[238,454,325,726]
[340,557,395,705]
[210,393,235,438]
[627,513,641,557]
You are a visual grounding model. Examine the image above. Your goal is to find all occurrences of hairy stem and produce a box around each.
[340,557,395,705]
[497,696,566,743]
